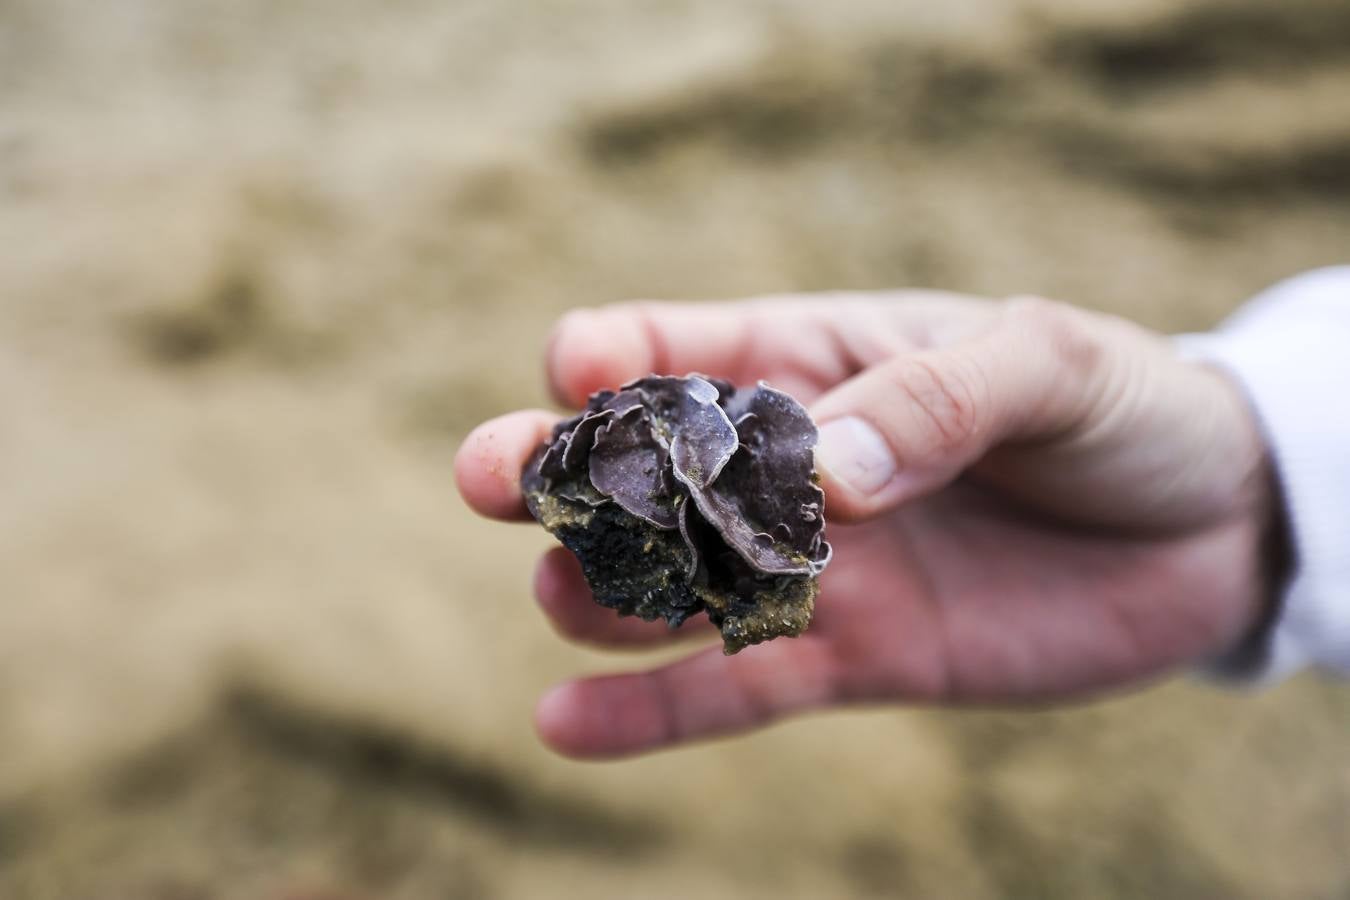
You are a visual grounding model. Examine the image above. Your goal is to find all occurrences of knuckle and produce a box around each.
[1001,294,1104,376]
[882,356,983,452]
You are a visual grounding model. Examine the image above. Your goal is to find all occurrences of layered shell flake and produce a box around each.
[522,374,832,654]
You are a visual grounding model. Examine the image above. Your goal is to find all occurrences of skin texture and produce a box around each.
[453,291,1279,759]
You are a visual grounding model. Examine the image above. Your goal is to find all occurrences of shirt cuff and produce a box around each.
[1175,266,1350,682]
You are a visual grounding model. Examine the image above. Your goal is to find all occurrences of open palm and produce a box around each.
[456,292,1277,758]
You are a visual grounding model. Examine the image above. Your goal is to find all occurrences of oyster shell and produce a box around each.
[522,374,831,654]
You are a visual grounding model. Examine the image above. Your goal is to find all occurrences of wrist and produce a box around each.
[1175,346,1293,679]
[1209,454,1292,675]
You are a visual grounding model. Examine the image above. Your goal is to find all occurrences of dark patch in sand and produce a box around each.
[578,41,1022,163]
[134,264,269,366]
[1049,127,1350,205]
[1046,0,1350,96]
[582,49,850,164]
[838,834,914,896]
[216,687,665,855]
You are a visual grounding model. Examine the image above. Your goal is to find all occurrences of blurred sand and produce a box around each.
[1,0,1348,897]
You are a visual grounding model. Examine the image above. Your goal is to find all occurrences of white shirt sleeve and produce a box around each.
[1176,266,1350,681]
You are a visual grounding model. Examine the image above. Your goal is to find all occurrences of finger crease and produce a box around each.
[647,666,685,746]
[635,308,672,377]
[727,660,778,728]
[818,310,868,381]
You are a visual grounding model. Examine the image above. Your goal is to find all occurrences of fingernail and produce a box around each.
[816,417,896,495]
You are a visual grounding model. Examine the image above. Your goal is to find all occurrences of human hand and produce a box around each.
[455,292,1281,758]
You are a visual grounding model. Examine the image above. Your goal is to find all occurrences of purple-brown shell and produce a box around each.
[522,374,831,653]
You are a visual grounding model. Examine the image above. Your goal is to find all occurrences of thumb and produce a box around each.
[809,299,1104,522]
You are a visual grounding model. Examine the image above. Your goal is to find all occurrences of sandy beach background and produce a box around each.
[2,0,1348,896]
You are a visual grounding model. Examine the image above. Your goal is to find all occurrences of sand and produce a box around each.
[1,0,1348,896]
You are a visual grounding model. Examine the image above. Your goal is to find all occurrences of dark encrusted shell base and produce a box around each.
[522,375,830,655]
[524,463,818,654]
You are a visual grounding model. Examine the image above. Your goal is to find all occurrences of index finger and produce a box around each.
[546,297,858,409]
[546,292,997,409]
[454,410,559,521]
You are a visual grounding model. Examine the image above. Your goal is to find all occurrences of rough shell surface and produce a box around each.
[522,374,831,654]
